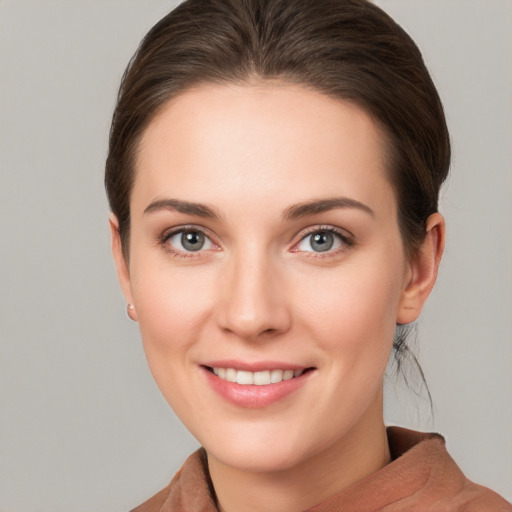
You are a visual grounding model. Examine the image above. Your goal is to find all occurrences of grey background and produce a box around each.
[0,0,510,510]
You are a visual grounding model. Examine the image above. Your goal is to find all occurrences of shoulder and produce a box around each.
[386,426,512,512]
[130,448,218,512]
[130,484,171,512]
[455,485,512,512]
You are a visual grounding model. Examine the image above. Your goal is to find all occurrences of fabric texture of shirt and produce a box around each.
[131,426,512,512]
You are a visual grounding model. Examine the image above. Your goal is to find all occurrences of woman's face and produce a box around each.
[114,83,425,473]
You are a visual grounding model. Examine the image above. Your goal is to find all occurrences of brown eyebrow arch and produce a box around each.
[283,197,375,219]
[144,198,220,219]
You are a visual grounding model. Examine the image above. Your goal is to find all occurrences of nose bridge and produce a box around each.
[217,242,290,339]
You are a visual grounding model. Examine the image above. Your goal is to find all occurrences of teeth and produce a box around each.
[211,367,305,385]
[236,370,253,385]
[254,371,270,386]
[270,369,283,383]
[283,370,294,380]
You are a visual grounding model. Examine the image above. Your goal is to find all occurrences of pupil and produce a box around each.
[311,232,333,252]
[181,231,204,251]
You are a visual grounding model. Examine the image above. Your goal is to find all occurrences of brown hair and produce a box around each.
[105,0,450,260]
[105,0,450,404]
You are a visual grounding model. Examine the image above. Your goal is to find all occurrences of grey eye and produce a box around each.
[310,231,334,252]
[181,231,205,251]
[296,230,343,253]
[167,229,213,252]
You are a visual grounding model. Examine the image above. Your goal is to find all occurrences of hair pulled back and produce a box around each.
[105,0,450,259]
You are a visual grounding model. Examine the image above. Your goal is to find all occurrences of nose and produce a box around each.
[216,249,292,340]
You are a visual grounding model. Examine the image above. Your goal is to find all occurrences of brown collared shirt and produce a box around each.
[131,427,512,512]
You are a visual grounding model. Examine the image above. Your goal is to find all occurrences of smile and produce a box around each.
[210,367,305,385]
[202,364,315,408]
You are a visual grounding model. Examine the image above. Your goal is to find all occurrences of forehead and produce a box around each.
[133,82,396,219]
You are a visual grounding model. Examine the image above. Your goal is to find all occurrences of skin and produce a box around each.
[111,82,444,512]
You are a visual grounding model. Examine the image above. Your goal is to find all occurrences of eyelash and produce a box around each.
[158,225,355,260]
[159,225,218,260]
[291,226,355,258]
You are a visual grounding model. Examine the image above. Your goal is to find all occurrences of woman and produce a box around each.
[105,0,511,510]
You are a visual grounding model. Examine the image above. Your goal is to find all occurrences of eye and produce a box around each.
[166,229,214,252]
[295,229,348,253]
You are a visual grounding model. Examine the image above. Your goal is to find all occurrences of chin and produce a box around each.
[200,423,330,475]
[208,444,306,474]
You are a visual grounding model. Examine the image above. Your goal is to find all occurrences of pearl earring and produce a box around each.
[127,303,138,322]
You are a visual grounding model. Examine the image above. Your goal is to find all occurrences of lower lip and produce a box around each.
[202,367,313,409]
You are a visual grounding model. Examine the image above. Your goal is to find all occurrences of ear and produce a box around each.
[396,213,445,325]
[109,214,137,320]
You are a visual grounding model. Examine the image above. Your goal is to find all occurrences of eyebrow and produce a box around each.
[144,198,220,219]
[143,196,374,221]
[283,197,375,219]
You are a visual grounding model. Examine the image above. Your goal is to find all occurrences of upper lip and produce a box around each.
[202,360,311,372]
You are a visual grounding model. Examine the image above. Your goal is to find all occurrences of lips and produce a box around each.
[202,362,315,408]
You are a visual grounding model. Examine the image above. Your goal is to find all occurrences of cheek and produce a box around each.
[295,256,404,362]
[291,257,405,429]
[130,257,217,360]
[129,262,221,419]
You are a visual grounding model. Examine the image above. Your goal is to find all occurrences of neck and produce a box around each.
[208,392,390,512]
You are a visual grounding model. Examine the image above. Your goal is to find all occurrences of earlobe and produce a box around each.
[396,213,445,325]
[127,303,138,322]
[109,214,135,313]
